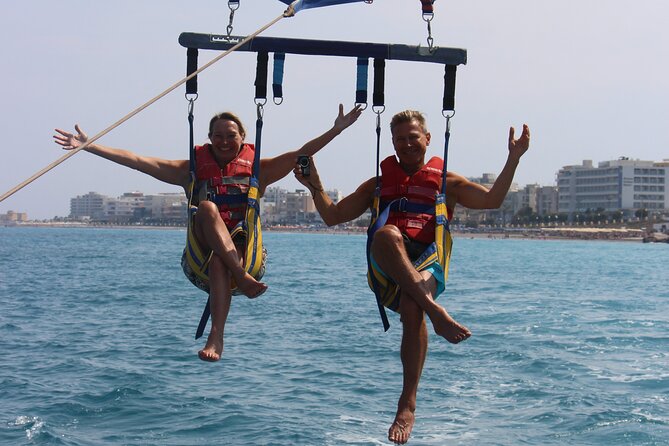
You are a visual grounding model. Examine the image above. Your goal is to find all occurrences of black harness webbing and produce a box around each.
[367,63,458,331]
[255,52,269,102]
[194,53,268,341]
[367,57,390,331]
[441,65,456,193]
[186,48,199,178]
[372,58,385,110]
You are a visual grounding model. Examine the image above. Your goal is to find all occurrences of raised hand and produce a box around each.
[53,124,88,151]
[333,103,363,133]
[293,156,324,193]
[508,124,530,161]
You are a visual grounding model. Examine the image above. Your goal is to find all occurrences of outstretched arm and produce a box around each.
[454,124,531,209]
[54,125,191,189]
[293,158,374,226]
[259,104,363,192]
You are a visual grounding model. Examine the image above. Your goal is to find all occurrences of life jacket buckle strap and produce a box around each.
[397,197,408,212]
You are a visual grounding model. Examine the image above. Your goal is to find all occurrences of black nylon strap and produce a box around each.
[255,52,269,101]
[443,65,456,112]
[372,58,385,108]
[195,297,210,339]
[186,48,198,96]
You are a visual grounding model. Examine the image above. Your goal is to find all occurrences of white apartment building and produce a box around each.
[536,185,559,215]
[71,191,187,222]
[557,159,668,214]
[104,192,145,221]
[143,193,188,221]
[70,192,108,219]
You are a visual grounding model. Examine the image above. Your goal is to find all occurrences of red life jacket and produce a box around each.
[194,143,255,229]
[380,155,449,244]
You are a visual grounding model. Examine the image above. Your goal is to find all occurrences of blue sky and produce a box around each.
[1,0,668,219]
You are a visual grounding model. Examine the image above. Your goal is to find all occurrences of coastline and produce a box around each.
[3,221,658,243]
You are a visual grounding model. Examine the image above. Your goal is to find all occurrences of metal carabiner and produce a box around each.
[442,110,455,132]
[423,13,435,52]
[256,101,265,120]
[186,94,199,108]
[226,1,240,37]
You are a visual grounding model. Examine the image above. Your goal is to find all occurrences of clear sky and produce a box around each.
[1,0,668,219]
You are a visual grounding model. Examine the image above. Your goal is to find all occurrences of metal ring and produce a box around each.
[372,105,385,115]
[442,110,455,119]
[185,93,199,102]
[355,102,368,111]
[273,97,284,106]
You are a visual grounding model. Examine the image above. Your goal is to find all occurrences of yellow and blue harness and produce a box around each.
[366,115,455,332]
[183,103,267,340]
[366,175,453,331]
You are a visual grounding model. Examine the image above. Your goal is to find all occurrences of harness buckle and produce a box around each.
[397,197,408,212]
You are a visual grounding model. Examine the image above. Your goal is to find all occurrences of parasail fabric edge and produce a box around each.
[278,0,369,13]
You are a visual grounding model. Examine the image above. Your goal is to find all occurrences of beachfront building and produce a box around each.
[143,193,188,223]
[457,175,514,225]
[104,192,145,222]
[70,191,187,223]
[70,192,108,220]
[0,210,29,225]
[536,186,559,216]
[261,186,343,226]
[557,158,669,215]
[66,186,345,226]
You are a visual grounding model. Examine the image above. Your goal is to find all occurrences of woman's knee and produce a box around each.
[193,200,220,225]
[372,225,403,251]
[198,200,219,215]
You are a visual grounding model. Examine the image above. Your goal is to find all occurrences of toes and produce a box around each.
[198,349,221,362]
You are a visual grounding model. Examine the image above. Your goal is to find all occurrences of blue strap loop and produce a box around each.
[272,52,285,105]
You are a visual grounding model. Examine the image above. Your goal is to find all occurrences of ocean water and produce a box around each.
[0,227,667,446]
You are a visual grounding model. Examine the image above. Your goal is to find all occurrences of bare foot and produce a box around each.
[428,307,471,344]
[388,407,415,445]
[233,271,268,299]
[198,328,223,362]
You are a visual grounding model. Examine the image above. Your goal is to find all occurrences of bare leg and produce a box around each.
[388,289,428,444]
[371,226,471,343]
[193,201,267,298]
[198,254,231,362]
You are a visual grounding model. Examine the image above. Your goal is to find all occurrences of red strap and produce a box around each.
[420,0,434,14]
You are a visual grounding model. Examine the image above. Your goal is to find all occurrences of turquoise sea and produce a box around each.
[0,227,667,445]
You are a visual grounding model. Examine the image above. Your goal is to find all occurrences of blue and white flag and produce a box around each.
[278,0,368,13]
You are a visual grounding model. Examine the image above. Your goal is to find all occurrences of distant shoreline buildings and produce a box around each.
[462,157,668,226]
[61,187,357,227]
[3,157,667,228]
